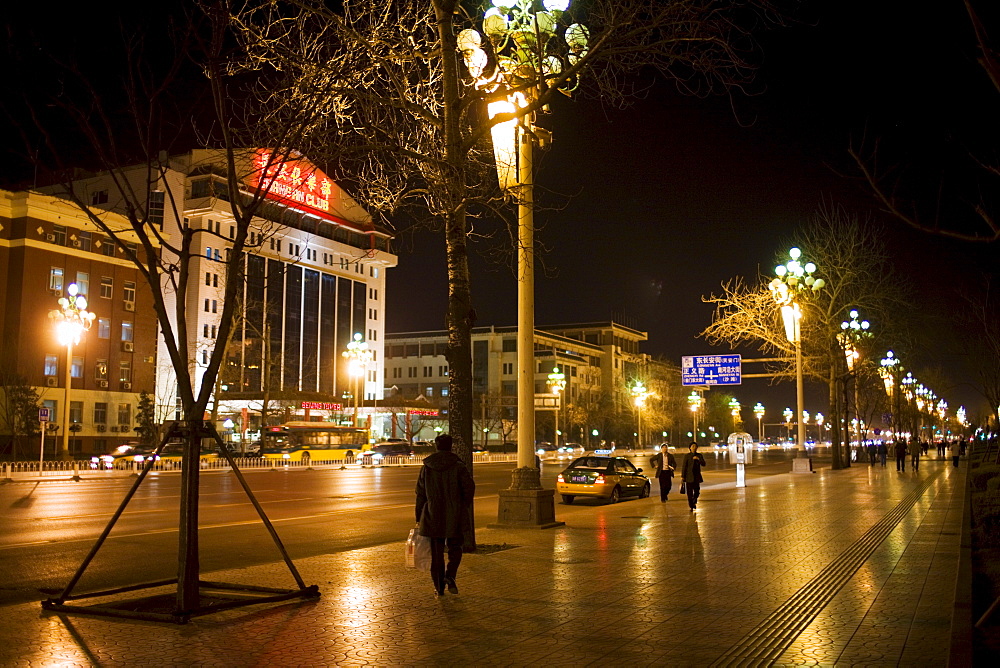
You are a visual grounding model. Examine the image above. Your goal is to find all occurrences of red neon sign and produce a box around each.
[407,409,439,417]
[253,150,334,218]
[301,401,343,411]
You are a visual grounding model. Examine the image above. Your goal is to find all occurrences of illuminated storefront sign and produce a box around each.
[253,150,334,218]
[407,409,439,417]
[301,401,343,411]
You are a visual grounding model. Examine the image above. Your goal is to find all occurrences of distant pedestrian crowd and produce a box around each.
[863,437,967,470]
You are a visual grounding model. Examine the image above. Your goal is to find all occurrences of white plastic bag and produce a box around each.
[405,527,432,571]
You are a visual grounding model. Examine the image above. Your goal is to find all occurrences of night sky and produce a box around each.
[2,1,997,417]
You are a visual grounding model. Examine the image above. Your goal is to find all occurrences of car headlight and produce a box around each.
[536,448,544,455]
[133,455,144,462]
[282,453,291,459]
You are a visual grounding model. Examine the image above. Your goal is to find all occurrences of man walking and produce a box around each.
[894,440,908,472]
[415,434,476,596]
[650,444,677,502]
[910,439,920,471]
[681,442,707,512]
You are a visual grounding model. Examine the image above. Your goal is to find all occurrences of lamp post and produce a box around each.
[815,412,825,445]
[342,333,372,429]
[547,366,566,447]
[839,309,870,467]
[460,0,587,483]
[728,397,742,433]
[630,380,649,449]
[688,391,703,444]
[783,407,793,443]
[753,402,765,443]
[48,283,95,460]
[769,247,825,466]
[879,350,900,439]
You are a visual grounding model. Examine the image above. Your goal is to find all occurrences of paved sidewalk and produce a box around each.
[0,458,966,667]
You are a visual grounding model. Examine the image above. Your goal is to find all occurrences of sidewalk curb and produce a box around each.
[949,460,973,667]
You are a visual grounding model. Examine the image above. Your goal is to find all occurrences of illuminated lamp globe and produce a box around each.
[775,265,787,277]
[533,11,557,36]
[456,28,482,52]
[565,23,589,52]
[483,8,508,37]
[544,0,570,11]
[789,247,802,260]
[812,278,826,290]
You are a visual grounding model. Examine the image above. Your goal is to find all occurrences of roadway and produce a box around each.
[0,448,817,606]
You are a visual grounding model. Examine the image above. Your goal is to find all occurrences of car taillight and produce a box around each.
[556,474,564,483]
[594,475,605,484]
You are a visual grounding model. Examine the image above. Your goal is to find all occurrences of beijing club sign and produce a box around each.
[252,150,334,219]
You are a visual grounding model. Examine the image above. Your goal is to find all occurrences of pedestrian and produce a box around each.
[415,433,476,597]
[910,439,920,471]
[878,441,888,467]
[894,440,907,472]
[868,442,877,465]
[649,443,677,502]
[681,441,707,512]
[959,438,967,457]
[951,440,961,468]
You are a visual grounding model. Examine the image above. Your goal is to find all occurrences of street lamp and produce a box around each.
[728,397,742,433]
[753,402,765,443]
[783,407,793,443]
[839,308,871,466]
[342,333,372,429]
[769,247,825,461]
[879,350,900,438]
[630,380,650,449]
[548,366,566,447]
[460,0,587,482]
[687,391,703,444]
[815,412,825,444]
[48,283,95,460]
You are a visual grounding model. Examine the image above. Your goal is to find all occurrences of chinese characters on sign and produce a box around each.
[406,409,439,417]
[254,150,333,216]
[300,401,343,411]
[681,355,742,386]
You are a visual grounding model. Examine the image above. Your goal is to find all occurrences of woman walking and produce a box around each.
[681,442,707,512]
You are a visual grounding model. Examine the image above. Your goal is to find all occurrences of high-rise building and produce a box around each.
[46,149,397,435]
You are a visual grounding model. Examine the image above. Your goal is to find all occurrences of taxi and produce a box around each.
[555,454,650,504]
[110,442,219,468]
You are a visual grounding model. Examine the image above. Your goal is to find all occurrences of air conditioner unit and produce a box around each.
[121,381,132,390]
[124,301,135,312]
[46,377,58,387]
[97,380,108,388]
[45,234,55,242]
[109,425,118,432]
[96,424,106,432]
[71,240,81,248]
[50,289,62,297]
[122,341,134,352]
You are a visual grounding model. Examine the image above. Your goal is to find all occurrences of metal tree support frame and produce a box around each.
[41,421,319,623]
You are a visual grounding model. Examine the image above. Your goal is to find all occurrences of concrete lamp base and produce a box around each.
[490,488,565,530]
[792,457,814,474]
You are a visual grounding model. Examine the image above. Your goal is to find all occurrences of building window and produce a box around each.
[502,362,513,375]
[204,299,210,312]
[101,238,117,257]
[44,355,58,376]
[49,267,64,291]
[52,225,67,246]
[119,362,132,384]
[100,276,113,299]
[211,325,216,338]
[211,300,217,313]
[213,274,218,287]
[203,325,209,338]
[202,350,208,365]
[121,321,133,342]
[75,272,89,296]
[441,387,448,397]
[70,401,83,424]
[94,402,108,424]
[423,366,432,377]
[502,338,516,352]
[206,247,212,259]
[117,403,132,425]
[90,189,109,205]
[123,281,136,302]
[71,356,83,379]
[149,190,165,228]
[425,387,434,397]
[408,367,417,378]
[79,231,92,252]
[205,272,212,286]
[95,360,108,380]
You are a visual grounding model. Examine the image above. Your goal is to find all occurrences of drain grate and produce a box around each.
[711,471,941,667]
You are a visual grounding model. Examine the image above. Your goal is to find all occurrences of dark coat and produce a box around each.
[681,451,706,484]
[894,441,908,458]
[415,451,476,538]
[650,452,677,477]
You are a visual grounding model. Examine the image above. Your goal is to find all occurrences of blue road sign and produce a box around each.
[38,408,51,422]
[681,354,742,386]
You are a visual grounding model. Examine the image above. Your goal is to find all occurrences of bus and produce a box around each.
[259,422,371,464]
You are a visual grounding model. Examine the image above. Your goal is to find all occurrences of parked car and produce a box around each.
[555,455,650,504]
[359,441,414,463]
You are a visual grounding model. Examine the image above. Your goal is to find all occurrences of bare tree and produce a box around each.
[0,366,42,460]
[850,1,1000,242]
[702,205,908,467]
[231,0,792,482]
